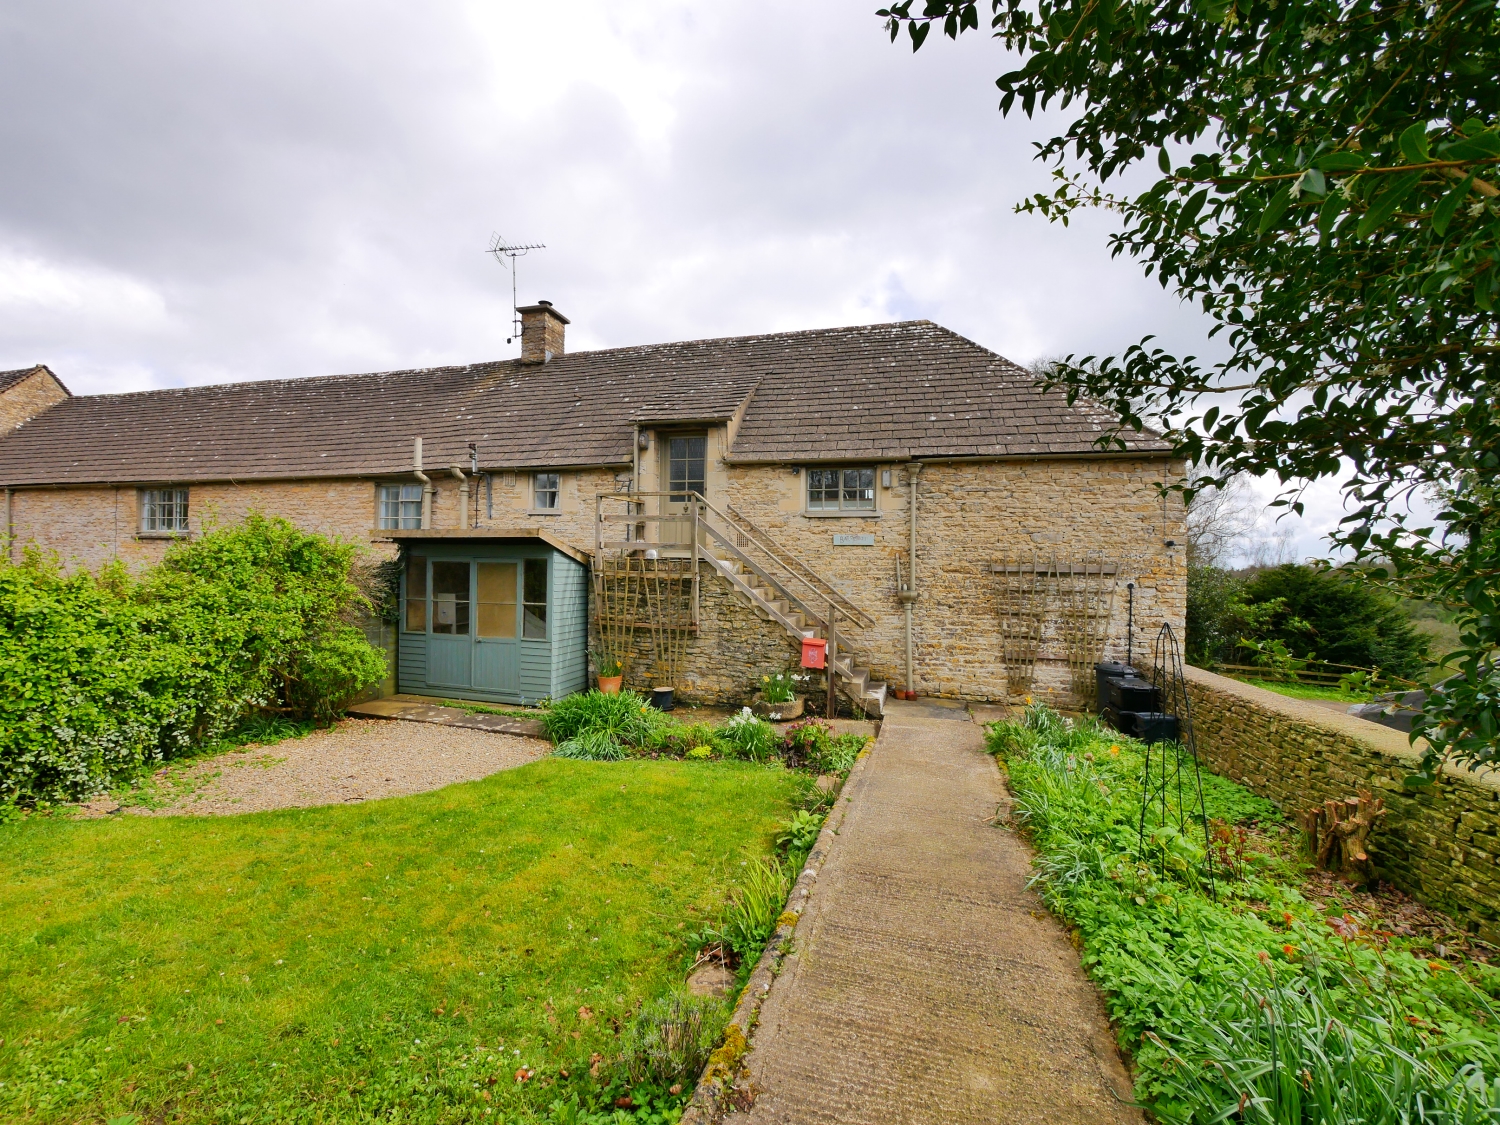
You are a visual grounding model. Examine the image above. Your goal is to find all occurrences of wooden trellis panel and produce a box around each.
[989,556,1119,703]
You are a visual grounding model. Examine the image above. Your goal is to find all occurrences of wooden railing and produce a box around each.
[594,491,874,636]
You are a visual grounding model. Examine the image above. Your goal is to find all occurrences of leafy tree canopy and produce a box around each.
[1245,563,1431,675]
[878,0,1500,776]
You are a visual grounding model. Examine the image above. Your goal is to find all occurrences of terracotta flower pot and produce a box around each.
[752,693,804,720]
[597,675,623,694]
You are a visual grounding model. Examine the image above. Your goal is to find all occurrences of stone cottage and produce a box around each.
[0,304,1185,713]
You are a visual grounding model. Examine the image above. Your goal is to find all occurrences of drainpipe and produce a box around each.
[4,487,12,564]
[898,462,923,696]
[450,465,469,530]
[413,437,434,530]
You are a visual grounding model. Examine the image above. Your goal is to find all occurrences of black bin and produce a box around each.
[1094,661,1136,713]
[1115,711,1180,743]
[1106,676,1160,713]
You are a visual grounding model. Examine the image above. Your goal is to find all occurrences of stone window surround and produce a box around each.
[803,465,880,516]
[532,471,561,512]
[136,486,190,538]
[375,481,424,530]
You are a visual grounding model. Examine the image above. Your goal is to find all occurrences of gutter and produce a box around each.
[720,449,1176,467]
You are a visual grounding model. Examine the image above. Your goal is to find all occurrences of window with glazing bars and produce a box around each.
[806,468,875,511]
[377,483,423,529]
[140,488,189,532]
[533,472,560,510]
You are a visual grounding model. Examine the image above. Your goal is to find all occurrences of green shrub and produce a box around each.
[0,516,385,804]
[781,718,832,769]
[776,809,824,865]
[815,732,868,773]
[719,708,778,762]
[542,690,670,748]
[553,728,629,761]
[990,703,1500,1123]
[617,990,727,1087]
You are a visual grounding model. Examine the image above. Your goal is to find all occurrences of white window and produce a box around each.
[807,468,875,511]
[533,472,560,510]
[140,488,189,533]
[378,483,423,529]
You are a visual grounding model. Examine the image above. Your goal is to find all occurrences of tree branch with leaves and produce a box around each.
[877,0,1500,777]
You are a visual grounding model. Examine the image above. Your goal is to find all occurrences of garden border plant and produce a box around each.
[1,514,387,807]
[987,702,1500,1123]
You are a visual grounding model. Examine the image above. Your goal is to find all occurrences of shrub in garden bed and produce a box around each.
[989,703,1500,1123]
[1,515,386,805]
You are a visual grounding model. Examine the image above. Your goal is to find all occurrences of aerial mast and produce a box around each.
[486,234,546,343]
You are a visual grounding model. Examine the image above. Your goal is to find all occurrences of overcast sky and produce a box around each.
[0,0,1348,562]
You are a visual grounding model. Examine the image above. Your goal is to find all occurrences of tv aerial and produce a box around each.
[487,234,546,343]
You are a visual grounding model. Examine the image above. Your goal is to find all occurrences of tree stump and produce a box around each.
[1299,790,1386,883]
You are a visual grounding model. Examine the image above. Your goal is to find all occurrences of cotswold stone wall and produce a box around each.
[722,458,1186,703]
[5,466,626,572]
[1185,666,1500,942]
[0,368,69,437]
[8,480,398,571]
[597,563,809,706]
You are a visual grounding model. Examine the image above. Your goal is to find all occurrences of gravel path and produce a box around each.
[128,718,548,817]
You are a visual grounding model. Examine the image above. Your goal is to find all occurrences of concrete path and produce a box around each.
[727,697,1141,1125]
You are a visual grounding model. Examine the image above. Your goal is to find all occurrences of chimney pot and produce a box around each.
[517,301,569,364]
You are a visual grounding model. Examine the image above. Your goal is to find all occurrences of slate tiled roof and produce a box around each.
[0,321,1168,487]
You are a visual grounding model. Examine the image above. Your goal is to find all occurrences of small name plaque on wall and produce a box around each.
[832,533,875,546]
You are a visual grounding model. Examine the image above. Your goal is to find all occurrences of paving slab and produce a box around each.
[346,697,546,738]
[727,698,1140,1125]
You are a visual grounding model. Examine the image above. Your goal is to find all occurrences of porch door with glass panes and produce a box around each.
[427,560,473,687]
[661,433,706,548]
[473,561,519,694]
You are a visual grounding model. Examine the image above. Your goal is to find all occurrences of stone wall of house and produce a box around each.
[4,464,631,571]
[0,368,69,436]
[1185,665,1500,942]
[6,479,399,570]
[720,458,1186,704]
[595,562,810,706]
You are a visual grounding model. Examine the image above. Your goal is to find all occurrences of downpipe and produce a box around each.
[450,465,469,531]
[898,462,923,697]
[413,437,434,530]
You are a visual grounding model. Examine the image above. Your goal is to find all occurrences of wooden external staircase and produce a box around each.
[595,493,887,717]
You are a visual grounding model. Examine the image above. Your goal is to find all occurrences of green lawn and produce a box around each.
[0,757,800,1124]
[1230,677,1373,703]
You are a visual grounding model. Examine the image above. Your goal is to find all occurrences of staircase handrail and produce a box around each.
[720,502,875,628]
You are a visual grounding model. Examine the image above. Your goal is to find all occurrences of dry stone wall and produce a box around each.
[1185,666,1500,942]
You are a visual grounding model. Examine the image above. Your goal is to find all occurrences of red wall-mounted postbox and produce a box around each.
[800,636,827,669]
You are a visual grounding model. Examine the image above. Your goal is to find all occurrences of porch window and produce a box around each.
[533,472,560,510]
[522,558,548,638]
[431,561,470,635]
[378,483,423,529]
[476,562,518,638]
[404,556,427,632]
[807,468,875,511]
[140,488,189,533]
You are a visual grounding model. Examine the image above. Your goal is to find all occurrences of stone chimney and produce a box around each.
[518,300,569,364]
